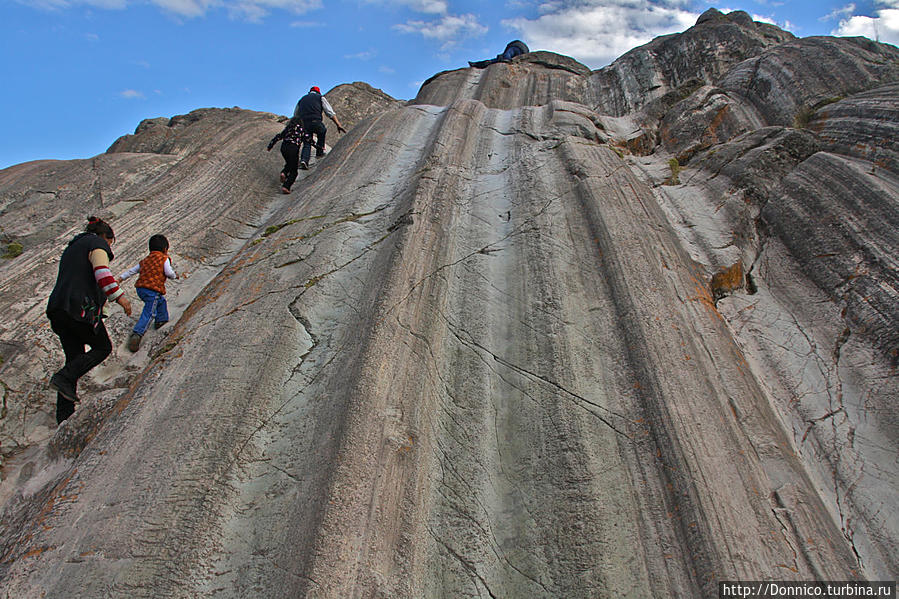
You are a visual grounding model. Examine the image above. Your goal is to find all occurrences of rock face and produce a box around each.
[323,81,406,144]
[590,8,796,117]
[0,11,897,598]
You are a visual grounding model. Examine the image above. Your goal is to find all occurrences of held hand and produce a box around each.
[117,295,132,316]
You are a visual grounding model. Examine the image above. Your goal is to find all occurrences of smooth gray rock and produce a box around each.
[0,14,896,599]
[657,84,768,162]
[414,51,591,109]
[762,152,899,364]
[719,37,899,127]
[314,81,405,147]
[589,9,794,116]
[809,82,899,176]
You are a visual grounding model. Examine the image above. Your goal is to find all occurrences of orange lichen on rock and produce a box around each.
[710,261,744,300]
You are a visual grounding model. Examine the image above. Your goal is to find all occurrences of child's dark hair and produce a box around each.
[85,216,114,241]
[149,234,169,253]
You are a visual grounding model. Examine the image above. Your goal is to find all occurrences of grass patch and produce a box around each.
[2,242,23,259]
[260,215,329,240]
[794,97,843,129]
[793,105,816,129]
[304,275,324,288]
[666,158,682,185]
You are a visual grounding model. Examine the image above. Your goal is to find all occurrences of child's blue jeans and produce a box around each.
[134,287,169,335]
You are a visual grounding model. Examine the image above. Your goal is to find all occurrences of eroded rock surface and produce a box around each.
[0,10,896,598]
[590,8,796,117]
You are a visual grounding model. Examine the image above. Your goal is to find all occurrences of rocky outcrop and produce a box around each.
[811,82,899,174]
[106,107,283,156]
[316,81,405,147]
[0,106,287,473]
[414,51,591,110]
[0,10,896,598]
[589,8,795,116]
[719,36,899,128]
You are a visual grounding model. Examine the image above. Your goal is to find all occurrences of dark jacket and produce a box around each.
[268,119,308,149]
[505,40,529,55]
[47,233,113,325]
[294,92,325,123]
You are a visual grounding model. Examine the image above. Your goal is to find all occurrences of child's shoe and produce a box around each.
[128,332,142,352]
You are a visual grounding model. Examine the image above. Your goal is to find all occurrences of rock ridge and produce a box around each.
[0,10,896,597]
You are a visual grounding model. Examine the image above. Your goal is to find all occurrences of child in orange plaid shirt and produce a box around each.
[117,234,179,352]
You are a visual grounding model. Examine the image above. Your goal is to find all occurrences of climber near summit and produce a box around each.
[46,216,132,425]
[469,40,530,68]
[292,86,346,170]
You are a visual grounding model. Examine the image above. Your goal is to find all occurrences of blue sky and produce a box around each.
[2,0,897,169]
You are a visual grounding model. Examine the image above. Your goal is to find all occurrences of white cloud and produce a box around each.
[833,1,899,45]
[142,0,210,18]
[346,50,377,60]
[222,0,322,22]
[120,89,145,99]
[394,13,488,45]
[16,0,67,7]
[821,4,856,21]
[20,0,322,20]
[364,0,448,15]
[290,19,324,27]
[18,0,126,8]
[503,0,698,68]
[749,13,776,25]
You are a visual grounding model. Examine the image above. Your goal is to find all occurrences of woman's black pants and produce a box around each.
[48,311,112,423]
[280,142,300,189]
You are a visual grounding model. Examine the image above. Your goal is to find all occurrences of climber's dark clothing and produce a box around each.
[268,119,308,149]
[48,311,112,423]
[281,142,300,189]
[502,40,529,59]
[469,40,530,68]
[300,120,327,165]
[293,91,336,160]
[268,119,310,190]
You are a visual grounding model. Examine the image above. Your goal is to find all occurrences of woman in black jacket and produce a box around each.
[47,216,132,424]
[267,117,309,194]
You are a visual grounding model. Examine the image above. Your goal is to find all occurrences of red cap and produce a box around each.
[311,86,321,93]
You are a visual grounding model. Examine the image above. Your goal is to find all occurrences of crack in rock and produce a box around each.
[440,313,633,439]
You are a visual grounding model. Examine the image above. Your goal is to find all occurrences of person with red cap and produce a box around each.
[292,86,347,170]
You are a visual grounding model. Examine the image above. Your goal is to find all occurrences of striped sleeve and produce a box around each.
[94,264,123,301]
